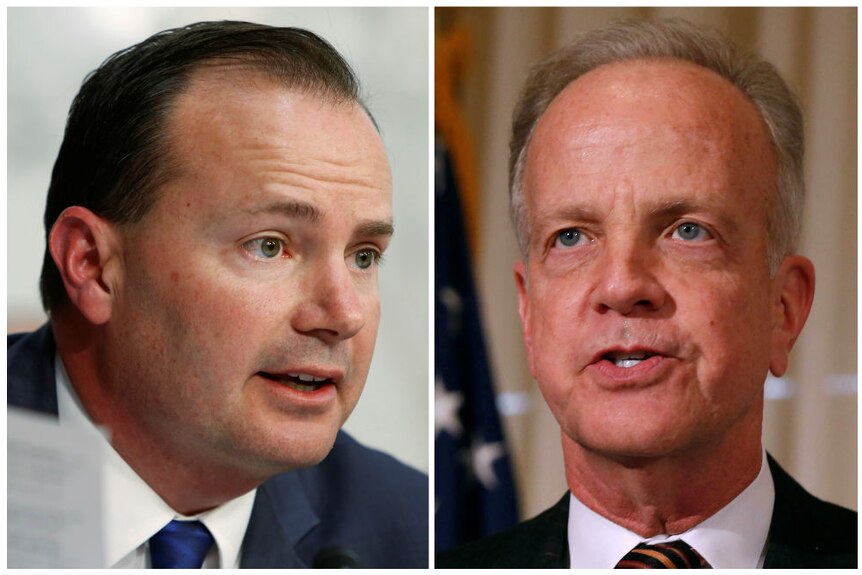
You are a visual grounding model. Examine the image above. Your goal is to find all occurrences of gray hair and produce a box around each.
[509,18,804,275]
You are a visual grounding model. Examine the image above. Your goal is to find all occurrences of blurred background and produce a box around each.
[7,7,429,473]
[435,6,856,546]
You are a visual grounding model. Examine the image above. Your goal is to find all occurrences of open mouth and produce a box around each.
[258,371,332,392]
[601,351,658,369]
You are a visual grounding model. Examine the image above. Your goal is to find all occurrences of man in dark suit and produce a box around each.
[437,18,855,568]
[8,21,426,568]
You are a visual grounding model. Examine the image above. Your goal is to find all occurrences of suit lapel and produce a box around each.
[763,454,814,567]
[532,494,570,568]
[239,472,320,567]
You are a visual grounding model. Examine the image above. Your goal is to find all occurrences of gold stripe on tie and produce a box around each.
[658,543,693,568]
[630,548,677,568]
[615,540,712,569]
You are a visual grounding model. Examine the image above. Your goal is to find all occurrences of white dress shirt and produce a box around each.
[567,451,775,568]
[55,355,257,568]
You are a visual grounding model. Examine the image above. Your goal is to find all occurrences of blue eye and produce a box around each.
[555,228,584,248]
[354,249,381,270]
[243,237,284,259]
[672,222,711,241]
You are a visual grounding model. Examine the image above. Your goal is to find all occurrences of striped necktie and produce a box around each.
[149,519,215,568]
[615,540,712,568]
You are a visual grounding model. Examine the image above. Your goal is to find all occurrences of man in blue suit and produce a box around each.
[9,21,426,568]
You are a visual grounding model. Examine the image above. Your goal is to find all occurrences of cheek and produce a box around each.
[129,258,282,375]
[525,283,585,409]
[168,271,254,329]
[684,276,773,397]
[357,274,382,323]
[356,293,381,359]
[529,277,586,351]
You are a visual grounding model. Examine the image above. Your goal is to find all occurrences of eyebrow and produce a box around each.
[647,199,739,235]
[648,199,701,219]
[241,199,394,237]
[356,219,395,238]
[534,204,599,229]
[242,200,321,223]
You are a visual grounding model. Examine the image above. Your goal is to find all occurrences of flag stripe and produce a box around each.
[434,138,519,552]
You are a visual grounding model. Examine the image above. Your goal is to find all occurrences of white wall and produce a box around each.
[7,7,429,473]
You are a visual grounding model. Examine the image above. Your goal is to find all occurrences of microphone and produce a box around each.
[312,546,361,568]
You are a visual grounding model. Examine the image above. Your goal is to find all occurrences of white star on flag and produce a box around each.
[435,376,463,438]
[471,439,505,489]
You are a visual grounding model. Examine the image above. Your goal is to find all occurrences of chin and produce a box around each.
[565,414,698,463]
[232,419,343,476]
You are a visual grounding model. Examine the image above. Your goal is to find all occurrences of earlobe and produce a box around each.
[514,261,536,374]
[48,206,122,325]
[769,255,815,376]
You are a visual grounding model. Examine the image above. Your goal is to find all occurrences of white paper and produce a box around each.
[7,407,105,568]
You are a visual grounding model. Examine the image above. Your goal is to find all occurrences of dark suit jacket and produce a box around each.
[437,454,856,568]
[8,324,428,568]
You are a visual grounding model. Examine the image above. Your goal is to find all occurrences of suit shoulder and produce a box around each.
[8,331,27,348]
[288,431,427,510]
[437,494,569,568]
[317,431,427,493]
[8,324,58,415]
[291,431,428,567]
[767,455,857,567]
[8,324,53,364]
[436,524,523,568]
[792,491,856,556]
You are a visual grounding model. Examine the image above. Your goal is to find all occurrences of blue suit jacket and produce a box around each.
[8,324,428,568]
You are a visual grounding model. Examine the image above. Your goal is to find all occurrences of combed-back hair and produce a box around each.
[40,20,371,312]
[510,18,803,275]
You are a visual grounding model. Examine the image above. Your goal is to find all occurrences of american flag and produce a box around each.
[434,138,519,552]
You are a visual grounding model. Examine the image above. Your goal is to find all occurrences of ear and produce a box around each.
[768,255,815,377]
[48,206,123,325]
[514,261,536,375]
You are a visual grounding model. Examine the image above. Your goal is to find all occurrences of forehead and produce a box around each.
[160,67,392,208]
[537,58,768,140]
[524,58,777,211]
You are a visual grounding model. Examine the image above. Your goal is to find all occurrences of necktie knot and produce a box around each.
[150,519,215,569]
[616,539,711,569]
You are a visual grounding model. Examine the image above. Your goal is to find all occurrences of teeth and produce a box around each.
[604,351,653,368]
[287,372,329,383]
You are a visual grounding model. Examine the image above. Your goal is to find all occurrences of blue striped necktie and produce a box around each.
[149,520,215,568]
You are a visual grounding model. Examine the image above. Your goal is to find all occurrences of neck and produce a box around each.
[105,435,261,515]
[562,422,762,537]
[53,313,262,515]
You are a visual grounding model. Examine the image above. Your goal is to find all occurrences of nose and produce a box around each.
[589,238,667,315]
[291,258,366,343]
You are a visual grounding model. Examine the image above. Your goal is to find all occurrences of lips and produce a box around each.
[257,370,338,392]
[600,350,657,369]
[585,345,677,387]
[590,346,668,366]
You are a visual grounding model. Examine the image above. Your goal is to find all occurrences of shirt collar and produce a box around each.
[567,451,774,569]
[55,353,257,568]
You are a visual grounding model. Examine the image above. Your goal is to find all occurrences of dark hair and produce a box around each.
[40,20,370,312]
